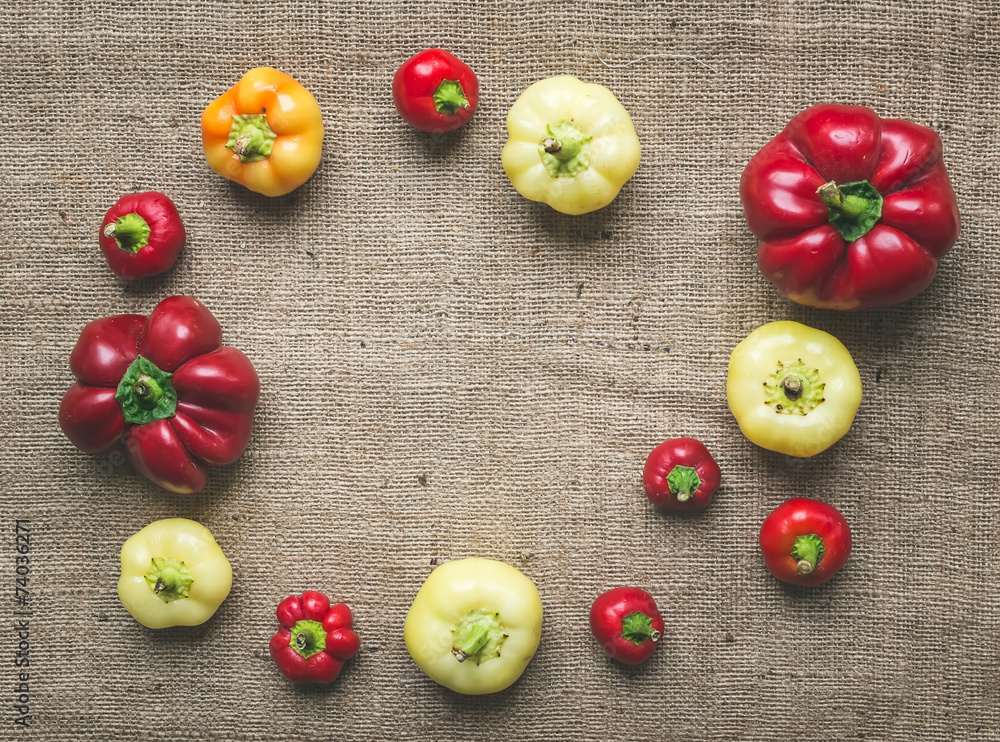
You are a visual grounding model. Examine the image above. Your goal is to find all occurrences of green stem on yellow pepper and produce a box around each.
[451,609,507,665]
[227,114,277,162]
[144,556,194,603]
[539,120,592,178]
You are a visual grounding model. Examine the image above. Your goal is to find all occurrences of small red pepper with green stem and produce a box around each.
[100,192,186,280]
[759,498,852,586]
[269,591,360,684]
[392,49,478,133]
[643,437,721,510]
[590,587,664,665]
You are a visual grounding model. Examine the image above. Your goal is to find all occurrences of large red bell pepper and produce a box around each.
[740,104,960,310]
[58,296,260,494]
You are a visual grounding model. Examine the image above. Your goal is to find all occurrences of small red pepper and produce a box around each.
[643,437,721,510]
[740,104,960,310]
[392,49,479,133]
[269,591,360,684]
[589,587,664,665]
[58,296,260,494]
[99,192,186,280]
[759,498,852,586]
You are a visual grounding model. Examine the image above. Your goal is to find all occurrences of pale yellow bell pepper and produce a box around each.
[727,321,863,458]
[404,558,543,695]
[117,518,233,629]
[501,75,641,215]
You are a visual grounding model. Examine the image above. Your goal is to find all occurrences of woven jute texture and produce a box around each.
[2,0,998,739]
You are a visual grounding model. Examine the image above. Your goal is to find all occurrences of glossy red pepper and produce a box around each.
[759,498,852,586]
[740,104,960,310]
[270,591,360,684]
[392,49,479,133]
[99,192,186,280]
[58,296,260,494]
[643,437,721,510]
[589,587,664,665]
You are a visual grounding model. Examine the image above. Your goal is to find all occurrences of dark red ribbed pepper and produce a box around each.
[58,296,259,494]
[740,104,960,310]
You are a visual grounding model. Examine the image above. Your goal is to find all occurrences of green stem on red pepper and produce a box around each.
[104,212,152,254]
[432,79,470,115]
[115,356,178,425]
[817,180,883,242]
[791,533,826,575]
[289,620,327,659]
[620,611,661,646]
[666,465,701,502]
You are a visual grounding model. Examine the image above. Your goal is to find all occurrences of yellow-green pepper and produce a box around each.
[501,76,641,215]
[727,321,863,457]
[404,558,543,695]
[117,518,233,629]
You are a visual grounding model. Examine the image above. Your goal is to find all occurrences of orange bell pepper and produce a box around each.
[201,67,324,197]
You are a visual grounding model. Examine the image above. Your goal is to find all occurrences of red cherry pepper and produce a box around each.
[392,49,479,133]
[99,192,186,280]
[643,437,721,510]
[759,498,852,586]
[589,587,664,665]
[58,296,260,494]
[740,104,960,310]
[270,591,360,684]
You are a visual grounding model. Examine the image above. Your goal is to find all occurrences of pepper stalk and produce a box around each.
[791,534,826,575]
[104,212,152,254]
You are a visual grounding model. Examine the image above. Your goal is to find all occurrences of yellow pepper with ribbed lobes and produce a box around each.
[201,67,324,197]
[117,518,233,629]
[727,321,863,458]
[404,558,543,695]
[501,76,641,215]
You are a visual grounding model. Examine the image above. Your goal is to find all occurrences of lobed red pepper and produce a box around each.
[58,296,259,494]
[740,104,960,310]
[270,591,360,684]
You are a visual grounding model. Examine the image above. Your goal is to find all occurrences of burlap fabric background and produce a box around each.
[2,0,998,739]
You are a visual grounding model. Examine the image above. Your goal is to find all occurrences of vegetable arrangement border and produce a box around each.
[56,50,961,692]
